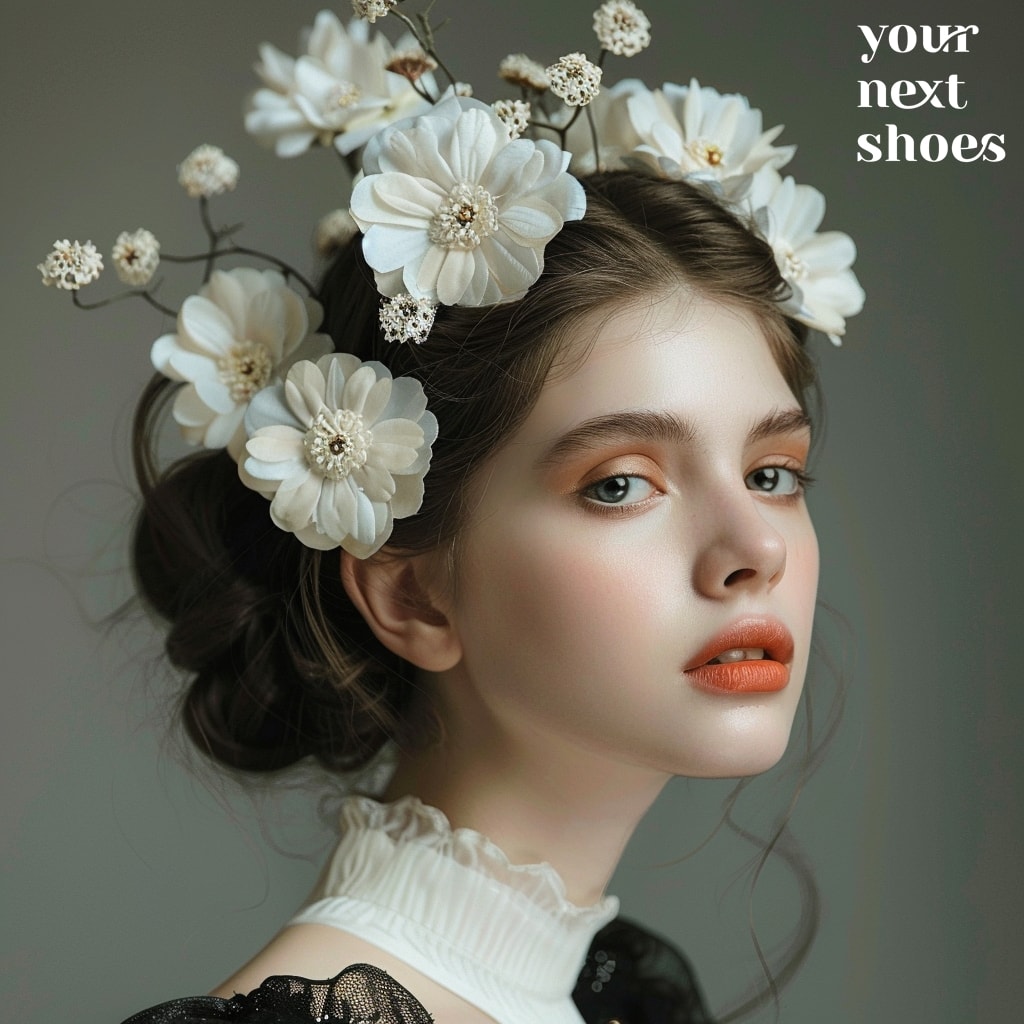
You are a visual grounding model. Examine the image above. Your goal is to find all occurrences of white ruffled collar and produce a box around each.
[290,794,619,1024]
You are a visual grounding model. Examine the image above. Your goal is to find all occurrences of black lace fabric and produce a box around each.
[119,920,711,1024]
[120,964,433,1024]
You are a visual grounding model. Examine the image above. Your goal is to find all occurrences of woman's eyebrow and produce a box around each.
[538,407,812,468]
[537,410,696,467]
[746,407,812,444]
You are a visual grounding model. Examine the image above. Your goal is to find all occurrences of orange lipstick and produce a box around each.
[684,618,794,694]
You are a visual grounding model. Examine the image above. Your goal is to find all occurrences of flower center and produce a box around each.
[217,340,274,401]
[779,245,807,281]
[322,81,362,128]
[687,139,725,168]
[429,183,499,250]
[303,409,373,480]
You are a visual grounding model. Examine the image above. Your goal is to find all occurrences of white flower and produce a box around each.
[245,13,432,158]
[151,268,331,456]
[379,294,438,344]
[241,353,438,555]
[746,172,865,345]
[177,144,239,198]
[111,228,160,286]
[547,53,603,107]
[593,1,652,57]
[37,239,103,290]
[316,208,360,257]
[351,0,395,22]
[350,96,586,306]
[621,79,794,194]
[452,82,474,97]
[499,53,550,92]
[492,99,531,140]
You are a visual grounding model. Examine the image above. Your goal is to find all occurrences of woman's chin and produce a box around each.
[671,712,799,780]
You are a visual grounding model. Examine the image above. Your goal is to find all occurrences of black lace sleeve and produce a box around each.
[119,964,433,1024]
[572,918,714,1024]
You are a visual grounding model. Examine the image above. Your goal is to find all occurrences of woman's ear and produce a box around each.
[341,549,462,672]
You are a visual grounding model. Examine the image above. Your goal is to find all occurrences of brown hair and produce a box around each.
[131,170,812,774]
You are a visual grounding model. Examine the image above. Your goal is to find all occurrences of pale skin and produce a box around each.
[214,285,820,1022]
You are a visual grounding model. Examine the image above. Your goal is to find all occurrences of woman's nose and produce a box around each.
[691,492,787,598]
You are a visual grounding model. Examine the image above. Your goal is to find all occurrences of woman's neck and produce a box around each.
[383,696,671,905]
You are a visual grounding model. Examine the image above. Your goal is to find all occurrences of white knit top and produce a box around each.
[288,795,620,1024]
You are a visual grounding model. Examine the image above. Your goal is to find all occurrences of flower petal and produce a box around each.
[246,382,300,434]
[179,295,237,355]
[172,386,213,429]
[353,172,446,226]
[315,476,357,543]
[270,470,322,533]
[339,363,385,415]
[246,427,306,463]
[151,334,184,378]
[192,374,237,417]
[285,361,329,423]
[202,404,246,450]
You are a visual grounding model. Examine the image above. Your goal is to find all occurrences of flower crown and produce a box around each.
[39,1,864,557]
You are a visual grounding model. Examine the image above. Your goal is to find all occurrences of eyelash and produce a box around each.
[744,465,815,499]
[580,474,658,513]
[579,462,813,513]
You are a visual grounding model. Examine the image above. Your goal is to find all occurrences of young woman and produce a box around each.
[40,6,862,1022]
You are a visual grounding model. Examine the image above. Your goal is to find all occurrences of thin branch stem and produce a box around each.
[72,288,176,318]
[532,105,581,149]
[410,78,436,103]
[584,101,602,171]
[229,247,318,294]
[198,197,219,283]
[391,7,458,92]
[161,247,316,295]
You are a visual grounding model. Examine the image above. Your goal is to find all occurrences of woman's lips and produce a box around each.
[684,618,795,694]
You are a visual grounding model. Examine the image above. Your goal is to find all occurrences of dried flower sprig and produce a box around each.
[40,148,317,320]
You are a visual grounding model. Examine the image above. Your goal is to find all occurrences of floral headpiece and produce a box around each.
[39,1,864,556]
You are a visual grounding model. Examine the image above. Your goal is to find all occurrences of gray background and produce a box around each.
[3,1,1021,1021]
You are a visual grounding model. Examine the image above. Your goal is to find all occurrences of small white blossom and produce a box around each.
[177,144,239,199]
[379,294,438,344]
[316,208,360,257]
[453,81,474,97]
[351,0,395,22]
[593,1,652,57]
[37,239,103,290]
[546,53,603,107]
[492,99,532,140]
[241,353,438,555]
[111,228,161,286]
[350,96,586,307]
[499,53,550,92]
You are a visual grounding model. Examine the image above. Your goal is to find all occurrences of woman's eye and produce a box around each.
[583,474,655,506]
[745,466,805,495]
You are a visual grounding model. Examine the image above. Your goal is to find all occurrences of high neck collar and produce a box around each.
[290,794,619,1024]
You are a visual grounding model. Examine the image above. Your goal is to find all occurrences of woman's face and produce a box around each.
[438,287,819,780]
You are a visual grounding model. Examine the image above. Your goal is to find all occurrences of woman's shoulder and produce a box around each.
[118,918,713,1024]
